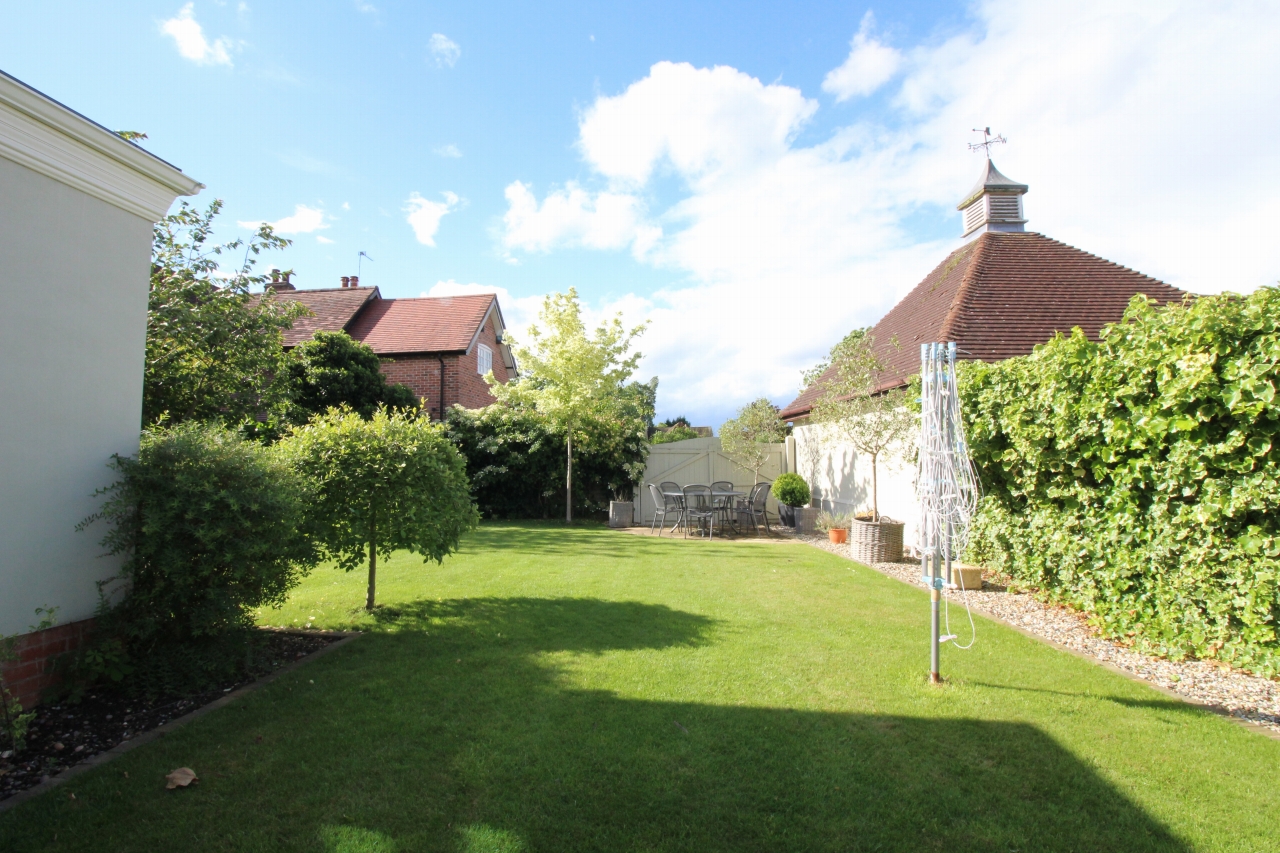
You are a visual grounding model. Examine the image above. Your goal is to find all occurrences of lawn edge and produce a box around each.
[799,541,1280,742]
[0,630,363,816]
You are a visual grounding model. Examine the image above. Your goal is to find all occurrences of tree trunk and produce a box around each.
[870,451,879,521]
[365,509,378,611]
[565,431,573,523]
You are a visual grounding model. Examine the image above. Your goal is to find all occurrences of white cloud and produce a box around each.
[503,181,660,258]
[822,11,902,101]
[578,61,817,187]
[160,3,233,67]
[503,1,1280,426]
[355,1,376,13]
[404,191,460,246]
[316,235,335,245]
[433,143,462,158]
[429,33,461,68]
[238,204,328,234]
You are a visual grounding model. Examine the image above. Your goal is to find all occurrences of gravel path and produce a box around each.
[797,533,1280,736]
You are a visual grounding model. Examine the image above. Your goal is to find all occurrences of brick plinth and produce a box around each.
[1,619,94,708]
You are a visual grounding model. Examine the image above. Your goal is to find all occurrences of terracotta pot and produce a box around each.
[828,528,849,544]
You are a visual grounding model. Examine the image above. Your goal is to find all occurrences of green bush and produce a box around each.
[961,289,1280,675]
[81,422,319,692]
[771,473,811,508]
[285,331,420,423]
[651,425,700,444]
[445,404,648,519]
[284,407,478,609]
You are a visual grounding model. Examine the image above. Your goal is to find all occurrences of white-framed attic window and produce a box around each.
[477,343,493,375]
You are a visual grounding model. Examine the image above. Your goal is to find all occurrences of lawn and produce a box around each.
[2,523,1277,852]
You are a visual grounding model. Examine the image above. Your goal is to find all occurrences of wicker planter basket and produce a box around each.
[850,518,905,564]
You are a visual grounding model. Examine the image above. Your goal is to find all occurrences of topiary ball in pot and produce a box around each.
[771,473,810,527]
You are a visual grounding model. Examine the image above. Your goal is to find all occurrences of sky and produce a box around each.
[3,1,1279,428]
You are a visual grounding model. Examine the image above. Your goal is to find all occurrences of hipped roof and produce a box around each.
[779,231,1186,420]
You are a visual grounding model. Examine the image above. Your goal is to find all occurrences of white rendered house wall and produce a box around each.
[0,72,201,636]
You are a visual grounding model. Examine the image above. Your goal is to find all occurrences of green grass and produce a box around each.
[2,522,1278,852]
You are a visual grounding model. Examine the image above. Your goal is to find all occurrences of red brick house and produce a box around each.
[268,275,516,419]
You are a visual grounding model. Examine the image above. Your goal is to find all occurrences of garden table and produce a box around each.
[662,488,747,537]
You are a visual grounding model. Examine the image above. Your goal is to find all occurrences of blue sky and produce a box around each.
[4,1,1279,427]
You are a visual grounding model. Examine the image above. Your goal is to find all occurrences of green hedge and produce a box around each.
[961,289,1280,675]
[444,404,647,519]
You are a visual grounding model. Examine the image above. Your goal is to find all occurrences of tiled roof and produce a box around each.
[269,286,381,347]
[779,231,1187,420]
[346,294,496,355]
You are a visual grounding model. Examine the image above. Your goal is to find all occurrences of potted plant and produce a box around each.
[770,473,810,528]
[816,510,851,544]
[608,487,634,528]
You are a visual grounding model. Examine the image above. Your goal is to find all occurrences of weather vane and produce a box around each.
[967,127,1006,158]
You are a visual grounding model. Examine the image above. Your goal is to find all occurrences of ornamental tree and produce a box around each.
[145,199,307,427]
[806,331,916,520]
[286,331,420,423]
[284,408,478,610]
[487,288,647,522]
[720,398,787,482]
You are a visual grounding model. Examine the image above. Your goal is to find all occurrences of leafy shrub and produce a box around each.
[80,422,319,692]
[961,289,1280,675]
[285,408,479,609]
[771,473,811,507]
[286,331,420,423]
[651,425,700,444]
[445,404,648,518]
[815,510,852,533]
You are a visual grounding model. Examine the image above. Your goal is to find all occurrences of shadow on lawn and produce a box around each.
[0,597,1192,853]
[326,598,1188,853]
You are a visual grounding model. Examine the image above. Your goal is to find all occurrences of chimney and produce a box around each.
[265,268,296,292]
[349,275,359,287]
[957,159,1028,239]
[341,276,350,288]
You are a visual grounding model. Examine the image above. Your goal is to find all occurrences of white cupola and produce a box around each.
[957,159,1028,238]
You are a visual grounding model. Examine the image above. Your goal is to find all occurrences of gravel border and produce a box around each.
[797,533,1280,739]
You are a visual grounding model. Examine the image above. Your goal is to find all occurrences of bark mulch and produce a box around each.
[1,631,341,802]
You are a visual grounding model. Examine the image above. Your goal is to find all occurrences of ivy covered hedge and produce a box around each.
[961,289,1280,676]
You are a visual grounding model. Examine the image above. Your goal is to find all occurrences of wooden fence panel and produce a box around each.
[637,438,785,524]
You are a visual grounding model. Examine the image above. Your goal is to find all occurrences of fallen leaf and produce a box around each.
[673,720,689,734]
[68,793,76,800]
[122,771,129,779]
[165,767,198,789]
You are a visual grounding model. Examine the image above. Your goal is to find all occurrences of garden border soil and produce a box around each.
[0,629,361,815]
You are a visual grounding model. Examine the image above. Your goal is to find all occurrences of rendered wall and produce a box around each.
[792,421,920,550]
[0,156,152,636]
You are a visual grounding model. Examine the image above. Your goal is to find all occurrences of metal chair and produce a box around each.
[711,480,736,529]
[742,481,774,535]
[681,484,717,539]
[659,481,684,534]
[647,483,683,536]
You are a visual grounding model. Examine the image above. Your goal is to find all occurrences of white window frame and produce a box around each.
[477,343,493,375]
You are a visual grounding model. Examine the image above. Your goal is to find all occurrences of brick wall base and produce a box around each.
[1,618,94,708]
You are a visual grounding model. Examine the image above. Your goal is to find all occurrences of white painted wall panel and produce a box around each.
[0,157,152,634]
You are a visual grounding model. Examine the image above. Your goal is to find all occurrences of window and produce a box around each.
[477,343,493,376]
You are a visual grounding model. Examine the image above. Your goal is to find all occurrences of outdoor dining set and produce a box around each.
[646,481,774,539]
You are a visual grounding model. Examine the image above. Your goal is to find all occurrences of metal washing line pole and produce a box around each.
[918,342,980,682]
